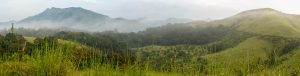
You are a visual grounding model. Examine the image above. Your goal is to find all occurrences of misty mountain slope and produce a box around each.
[159,8,300,38]
[211,8,300,38]
[21,7,109,23]
[4,7,145,32]
[19,7,110,28]
[139,18,194,27]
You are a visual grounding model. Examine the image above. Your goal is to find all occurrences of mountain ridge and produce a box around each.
[2,7,300,35]
[0,7,194,32]
[21,7,110,22]
[208,8,300,38]
[10,7,147,32]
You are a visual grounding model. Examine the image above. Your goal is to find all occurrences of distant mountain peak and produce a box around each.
[42,7,101,16]
[46,7,84,11]
[248,8,277,11]
[219,8,300,38]
[242,8,279,13]
[15,7,148,32]
[236,8,283,16]
[21,7,109,22]
[48,7,61,10]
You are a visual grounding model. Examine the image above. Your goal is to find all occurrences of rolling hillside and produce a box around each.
[207,8,300,37]
[131,8,300,75]
[3,7,300,75]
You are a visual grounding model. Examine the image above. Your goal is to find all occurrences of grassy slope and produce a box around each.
[22,37,182,76]
[210,9,300,38]
[24,36,87,48]
[24,36,36,43]
[236,15,300,38]
[274,47,300,75]
[20,35,300,75]
[204,37,273,75]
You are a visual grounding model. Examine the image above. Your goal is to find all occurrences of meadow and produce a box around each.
[0,32,300,76]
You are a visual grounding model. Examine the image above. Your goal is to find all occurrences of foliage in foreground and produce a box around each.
[2,31,300,76]
[0,40,298,76]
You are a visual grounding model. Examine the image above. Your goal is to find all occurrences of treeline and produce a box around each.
[54,31,126,51]
[0,33,58,55]
[54,24,237,49]
[0,33,32,55]
[0,27,81,38]
[260,35,300,56]
[1,23,241,51]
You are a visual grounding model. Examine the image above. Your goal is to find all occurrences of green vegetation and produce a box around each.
[219,8,300,38]
[24,36,36,43]
[2,8,300,76]
[1,29,300,76]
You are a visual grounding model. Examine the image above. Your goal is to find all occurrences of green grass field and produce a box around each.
[2,35,293,76]
[24,36,36,43]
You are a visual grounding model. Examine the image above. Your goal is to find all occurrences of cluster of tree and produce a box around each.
[106,24,234,47]
[54,24,237,49]
[0,32,134,70]
[0,32,61,56]
[135,24,232,46]
[137,47,208,73]
[54,31,126,51]
[260,35,300,56]
[0,33,33,55]
[0,27,80,38]
[49,24,241,69]
[34,37,58,50]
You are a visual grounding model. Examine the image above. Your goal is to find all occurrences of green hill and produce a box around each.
[4,8,300,75]
[211,8,300,38]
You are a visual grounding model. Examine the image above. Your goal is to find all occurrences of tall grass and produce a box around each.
[1,37,300,76]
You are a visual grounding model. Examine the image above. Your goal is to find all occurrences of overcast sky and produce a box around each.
[0,0,300,22]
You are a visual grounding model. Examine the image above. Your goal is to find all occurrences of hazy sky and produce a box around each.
[0,0,300,22]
